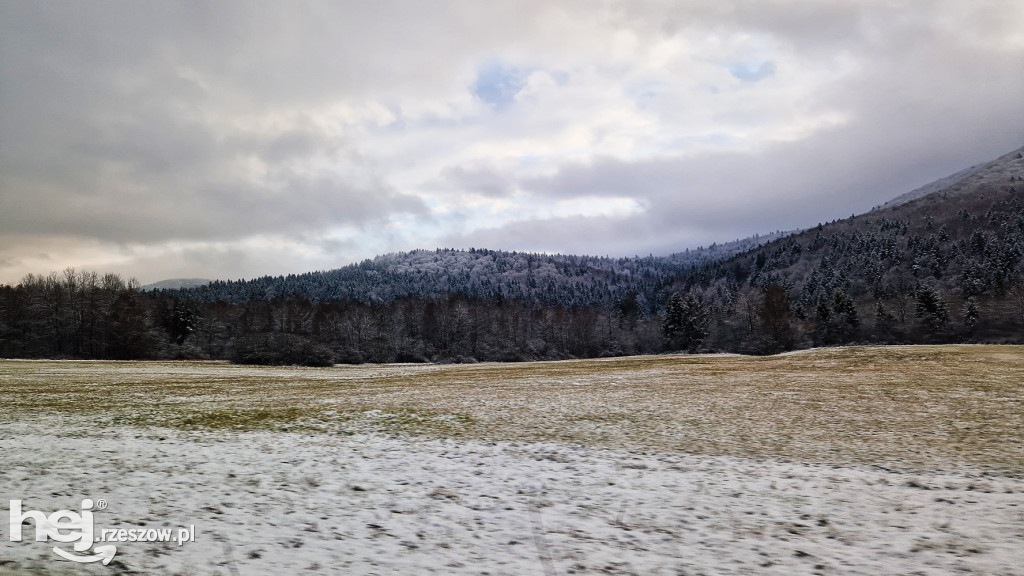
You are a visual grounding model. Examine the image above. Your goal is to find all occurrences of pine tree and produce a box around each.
[169,299,200,345]
[662,293,709,351]
[832,288,859,328]
[915,286,949,332]
[963,297,979,330]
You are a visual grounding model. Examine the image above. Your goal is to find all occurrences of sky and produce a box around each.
[1,1,1023,285]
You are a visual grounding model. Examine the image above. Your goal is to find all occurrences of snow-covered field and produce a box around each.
[1,346,1022,575]
[2,421,1023,576]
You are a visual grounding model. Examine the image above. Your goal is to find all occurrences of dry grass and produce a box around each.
[2,345,1021,474]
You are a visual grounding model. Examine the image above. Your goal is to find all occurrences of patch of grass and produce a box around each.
[113,407,313,431]
[104,405,477,436]
[2,345,1022,474]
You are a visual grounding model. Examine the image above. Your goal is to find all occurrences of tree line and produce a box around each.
[0,271,665,363]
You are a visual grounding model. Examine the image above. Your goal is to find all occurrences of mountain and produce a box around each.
[164,230,796,309]
[3,145,1022,363]
[683,144,1024,352]
[162,146,1024,314]
[877,163,985,210]
[144,143,1023,360]
[879,147,1024,209]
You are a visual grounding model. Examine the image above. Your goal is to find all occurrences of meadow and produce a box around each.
[1,345,1022,575]
[3,345,1022,473]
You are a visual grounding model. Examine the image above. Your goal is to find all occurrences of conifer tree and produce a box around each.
[662,293,709,351]
[915,286,949,332]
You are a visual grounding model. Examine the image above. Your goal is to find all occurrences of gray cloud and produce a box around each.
[435,166,516,198]
[1,1,1022,283]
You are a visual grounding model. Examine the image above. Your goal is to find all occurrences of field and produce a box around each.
[1,345,1022,575]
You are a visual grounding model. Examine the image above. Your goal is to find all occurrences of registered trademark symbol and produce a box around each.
[96,499,107,510]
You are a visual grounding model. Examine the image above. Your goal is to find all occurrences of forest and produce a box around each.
[2,150,1022,364]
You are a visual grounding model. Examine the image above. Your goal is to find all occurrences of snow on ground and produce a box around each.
[1,418,1022,576]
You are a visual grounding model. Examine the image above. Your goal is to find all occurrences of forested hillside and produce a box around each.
[163,232,794,308]
[680,146,1024,353]
[1,147,1022,363]
[0,233,788,362]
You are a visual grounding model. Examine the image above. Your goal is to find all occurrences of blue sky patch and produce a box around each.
[473,62,526,108]
[729,61,776,83]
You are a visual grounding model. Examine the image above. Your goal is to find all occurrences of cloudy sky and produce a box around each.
[1,1,1022,284]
